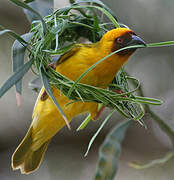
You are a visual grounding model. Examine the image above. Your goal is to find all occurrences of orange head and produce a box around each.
[99,27,146,58]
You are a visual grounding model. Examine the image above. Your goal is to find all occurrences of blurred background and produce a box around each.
[0,0,174,179]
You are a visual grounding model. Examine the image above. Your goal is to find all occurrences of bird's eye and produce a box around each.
[116,37,123,44]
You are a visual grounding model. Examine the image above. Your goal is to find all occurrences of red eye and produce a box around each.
[117,37,123,44]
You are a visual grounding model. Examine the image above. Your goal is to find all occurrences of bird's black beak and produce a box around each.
[128,34,146,47]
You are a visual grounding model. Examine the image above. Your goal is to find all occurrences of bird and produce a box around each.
[11,27,146,174]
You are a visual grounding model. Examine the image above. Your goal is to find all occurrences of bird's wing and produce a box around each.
[39,45,81,101]
[40,43,93,101]
[56,43,93,65]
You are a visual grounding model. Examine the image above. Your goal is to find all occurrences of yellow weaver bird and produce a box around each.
[11,28,145,174]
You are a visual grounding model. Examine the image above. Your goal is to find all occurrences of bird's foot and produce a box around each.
[46,62,56,70]
[93,106,105,120]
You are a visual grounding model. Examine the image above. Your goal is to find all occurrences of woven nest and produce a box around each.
[28,3,161,122]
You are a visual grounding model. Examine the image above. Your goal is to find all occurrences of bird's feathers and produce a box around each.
[12,126,50,174]
[11,28,142,174]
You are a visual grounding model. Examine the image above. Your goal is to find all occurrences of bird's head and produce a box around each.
[99,27,146,62]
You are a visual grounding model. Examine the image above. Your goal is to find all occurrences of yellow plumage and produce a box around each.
[11,28,145,174]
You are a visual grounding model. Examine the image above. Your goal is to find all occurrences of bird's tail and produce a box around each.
[11,126,50,174]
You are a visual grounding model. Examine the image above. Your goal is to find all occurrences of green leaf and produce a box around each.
[9,0,47,33]
[43,19,66,49]
[63,5,119,29]
[85,110,115,157]
[0,25,28,45]
[0,59,33,98]
[77,114,91,131]
[43,43,75,55]
[147,41,174,48]
[55,6,72,16]
[40,68,71,130]
[94,120,134,180]
[129,151,174,169]
[12,32,33,95]
[73,0,116,19]
[24,0,35,3]
[135,96,163,105]
[24,0,53,22]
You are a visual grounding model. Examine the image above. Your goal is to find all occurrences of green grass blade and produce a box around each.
[44,43,75,55]
[12,32,33,95]
[55,5,119,28]
[129,151,174,169]
[0,59,33,98]
[93,6,119,28]
[23,1,40,23]
[77,114,91,131]
[43,19,66,49]
[71,5,119,28]
[94,120,134,180]
[25,0,53,17]
[9,0,47,34]
[135,96,163,105]
[73,0,116,18]
[54,15,59,51]
[40,68,71,130]
[147,41,174,47]
[85,110,115,157]
[24,0,35,3]
[0,25,28,45]
[67,44,145,97]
